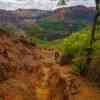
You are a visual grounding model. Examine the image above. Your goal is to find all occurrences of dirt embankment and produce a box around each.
[0,32,99,100]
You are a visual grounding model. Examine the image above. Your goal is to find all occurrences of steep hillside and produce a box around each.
[0,31,80,100]
[0,30,100,100]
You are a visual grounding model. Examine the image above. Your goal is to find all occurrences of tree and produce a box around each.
[57,0,66,5]
[85,0,100,72]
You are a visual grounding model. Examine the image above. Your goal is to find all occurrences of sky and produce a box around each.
[0,0,96,10]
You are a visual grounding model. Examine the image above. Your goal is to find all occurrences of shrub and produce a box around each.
[60,53,74,65]
[73,63,86,74]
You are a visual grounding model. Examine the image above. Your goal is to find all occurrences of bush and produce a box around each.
[60,53,74,65]
[23,24,45,37]
[73,63,86,74]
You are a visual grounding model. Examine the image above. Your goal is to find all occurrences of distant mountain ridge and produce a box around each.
[0,6,96,34]
[0,6,95,21]
[55,6,95,22]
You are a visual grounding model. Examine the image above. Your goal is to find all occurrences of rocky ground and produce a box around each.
[0,32,100,100]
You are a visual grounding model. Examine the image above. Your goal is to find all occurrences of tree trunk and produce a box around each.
[85,0,100,73]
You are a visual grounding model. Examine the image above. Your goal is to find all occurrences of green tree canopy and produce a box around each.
[57,0,66,5]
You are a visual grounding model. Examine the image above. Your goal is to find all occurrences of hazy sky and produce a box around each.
[0,0,95,10]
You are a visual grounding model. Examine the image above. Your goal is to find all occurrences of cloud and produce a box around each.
[0,0,95,10]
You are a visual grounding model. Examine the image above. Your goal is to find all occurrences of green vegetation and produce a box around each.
[64,27,90,55]
[32,36,65,51]
[73,62,86,73]
[31,26,91,53]
[23,25,45,36]
[39,19,65,31]
[0,24,17,34]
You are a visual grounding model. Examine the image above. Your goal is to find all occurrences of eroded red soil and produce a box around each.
[0,32,100,100]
